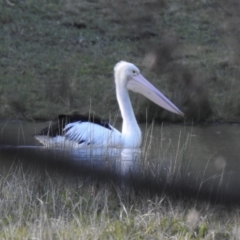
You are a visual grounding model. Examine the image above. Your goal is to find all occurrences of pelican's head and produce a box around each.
[114,61,184,117]
[114,61,140,87]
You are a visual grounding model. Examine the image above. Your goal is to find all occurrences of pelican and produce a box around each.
[35,61,184,148]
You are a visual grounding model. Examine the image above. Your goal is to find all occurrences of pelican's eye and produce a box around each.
[132,70,136,74]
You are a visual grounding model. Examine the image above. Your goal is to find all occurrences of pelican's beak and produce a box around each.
[127,74,184,116]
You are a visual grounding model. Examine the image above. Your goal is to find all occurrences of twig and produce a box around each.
[6,0,14,7]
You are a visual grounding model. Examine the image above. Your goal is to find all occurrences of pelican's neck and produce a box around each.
[116,84,141,147]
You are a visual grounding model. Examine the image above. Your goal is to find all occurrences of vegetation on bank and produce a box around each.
[1,0,240,122]
[0,162,240,240]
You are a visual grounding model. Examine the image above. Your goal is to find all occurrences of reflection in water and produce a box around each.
[0,121,240,204]
[69,147,141,176]
[0,144,142,186]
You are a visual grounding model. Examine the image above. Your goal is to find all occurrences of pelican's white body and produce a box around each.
[36,122,123,148]
[35,61,183,148]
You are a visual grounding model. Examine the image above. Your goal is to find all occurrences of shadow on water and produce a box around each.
[0,121,240,206]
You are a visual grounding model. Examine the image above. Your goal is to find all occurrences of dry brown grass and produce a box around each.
[0,160,240,239]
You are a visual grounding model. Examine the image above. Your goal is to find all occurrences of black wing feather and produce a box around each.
[36,113,112,137]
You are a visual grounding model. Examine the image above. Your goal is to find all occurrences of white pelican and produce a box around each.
[35,61,184,148]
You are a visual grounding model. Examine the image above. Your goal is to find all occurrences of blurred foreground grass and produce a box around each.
[1,0,240,122]
[1,163,240,239]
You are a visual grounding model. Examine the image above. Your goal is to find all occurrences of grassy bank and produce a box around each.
[0,162,240,240]
[1,0,240,122]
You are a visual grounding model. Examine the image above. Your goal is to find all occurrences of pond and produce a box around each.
[0,121,239,204]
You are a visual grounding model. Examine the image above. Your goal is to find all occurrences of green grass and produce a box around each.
[1,0,240,122]
[0,163,239,240]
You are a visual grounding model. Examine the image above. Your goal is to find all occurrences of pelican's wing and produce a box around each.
[35,114,123,148]
[64,122,123,147]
